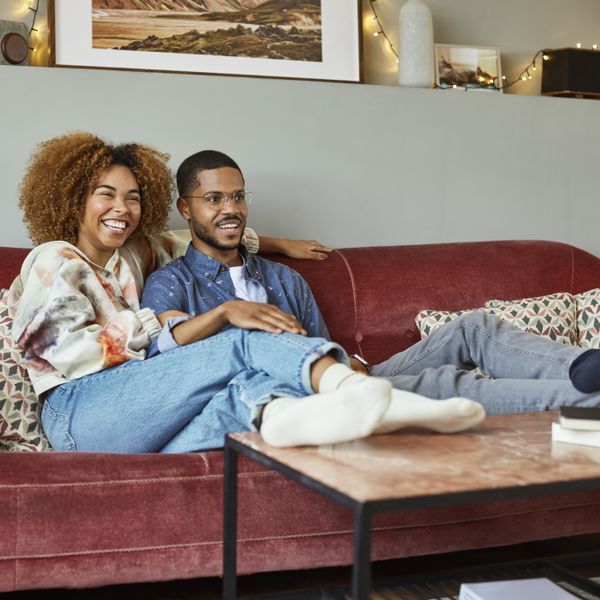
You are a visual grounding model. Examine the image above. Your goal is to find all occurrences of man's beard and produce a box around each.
[191,219,244,251]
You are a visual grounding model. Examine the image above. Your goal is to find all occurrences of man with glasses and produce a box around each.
[138,150,487,449]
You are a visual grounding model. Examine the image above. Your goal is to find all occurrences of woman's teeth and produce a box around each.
[103,220,127,232]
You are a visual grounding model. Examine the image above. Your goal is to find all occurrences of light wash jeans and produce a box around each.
[371,311,599,413]
[42,329,345,454]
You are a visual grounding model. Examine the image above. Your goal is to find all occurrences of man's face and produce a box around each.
[179,167,247,259]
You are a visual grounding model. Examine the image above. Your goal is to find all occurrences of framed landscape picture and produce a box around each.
[48,0,361,82]
[434,44,502,91]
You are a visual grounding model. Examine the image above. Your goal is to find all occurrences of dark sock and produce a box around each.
[569,349,600,394]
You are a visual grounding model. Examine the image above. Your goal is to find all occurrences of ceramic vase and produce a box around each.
[397,0,434,88]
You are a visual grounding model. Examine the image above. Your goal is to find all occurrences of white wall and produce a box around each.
[1,65,599,257]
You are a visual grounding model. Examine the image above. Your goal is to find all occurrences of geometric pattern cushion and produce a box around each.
[484,292,578,346]
[416,292,578,347]
[0,288,50,452]
[415,308,471,338]
[575,288,600,349]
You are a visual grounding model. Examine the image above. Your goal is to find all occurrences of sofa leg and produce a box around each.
[223,443,239,600]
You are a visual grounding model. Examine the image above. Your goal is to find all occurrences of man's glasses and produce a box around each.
[181,190,252,211]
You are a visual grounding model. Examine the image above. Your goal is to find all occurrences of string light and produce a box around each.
[368,0,399,63]
[26,0,41,53]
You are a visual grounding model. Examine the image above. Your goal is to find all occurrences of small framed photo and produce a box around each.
[434,44,502,91]
[48,0,361,83]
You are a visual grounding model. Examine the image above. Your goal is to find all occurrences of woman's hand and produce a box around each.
[258,236,332,260]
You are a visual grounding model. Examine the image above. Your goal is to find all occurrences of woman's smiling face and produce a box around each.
[76,164,142,267]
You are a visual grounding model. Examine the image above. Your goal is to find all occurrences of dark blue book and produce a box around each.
[559,406,600,430]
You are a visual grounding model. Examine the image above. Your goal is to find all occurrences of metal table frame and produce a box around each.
[222,434,600,600]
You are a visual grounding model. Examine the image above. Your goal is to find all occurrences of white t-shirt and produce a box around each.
[229,265,268,303]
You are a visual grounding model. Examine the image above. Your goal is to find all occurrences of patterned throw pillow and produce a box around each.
[0,288,50,451]
[575,288,600,349]
[416,292,578,347]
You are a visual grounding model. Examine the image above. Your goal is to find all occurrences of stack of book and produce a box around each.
[552,406,600,448]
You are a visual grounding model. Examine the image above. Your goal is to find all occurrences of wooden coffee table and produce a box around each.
[222,412,600,600]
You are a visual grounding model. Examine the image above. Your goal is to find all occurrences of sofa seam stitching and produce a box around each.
[334,249,363,356]
[0,470,275,489]
[3,499,600,561]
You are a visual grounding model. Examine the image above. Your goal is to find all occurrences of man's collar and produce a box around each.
[184,243,251,277]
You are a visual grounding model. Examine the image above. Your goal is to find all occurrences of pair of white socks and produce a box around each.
[260,363,485,447]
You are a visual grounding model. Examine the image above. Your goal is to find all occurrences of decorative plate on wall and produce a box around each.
[0,20,29,66]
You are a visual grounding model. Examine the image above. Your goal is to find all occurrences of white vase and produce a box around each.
[397,0,435,88]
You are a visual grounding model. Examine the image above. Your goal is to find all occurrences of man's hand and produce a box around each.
[223,301,307,335]
[258,237,332,260]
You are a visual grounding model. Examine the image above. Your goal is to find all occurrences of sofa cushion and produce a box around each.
[416,291,578,346]
[575,288,600,349]
[0,289,49,452]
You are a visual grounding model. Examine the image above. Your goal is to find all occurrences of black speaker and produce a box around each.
[541,48,600,99]
[0,20,29,66]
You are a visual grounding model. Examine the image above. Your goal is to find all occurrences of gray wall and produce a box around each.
[1,65,599,255]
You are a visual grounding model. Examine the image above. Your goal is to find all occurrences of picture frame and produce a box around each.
[434,44,503,91]
[48,0,361,83]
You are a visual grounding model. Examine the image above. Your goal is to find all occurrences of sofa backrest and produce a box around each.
[4,240,600,365]
[268,240,600,364]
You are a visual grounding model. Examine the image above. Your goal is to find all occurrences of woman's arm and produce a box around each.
[11,244,154,386]
[258,237,332,260]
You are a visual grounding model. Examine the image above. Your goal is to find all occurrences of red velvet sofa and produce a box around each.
[2,239,600,592]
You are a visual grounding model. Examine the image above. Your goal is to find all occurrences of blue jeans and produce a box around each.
[42,329,345,453]
[371,311,599,413]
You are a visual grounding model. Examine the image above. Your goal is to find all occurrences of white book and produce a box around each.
[552,421,600,448]
[459,577,578,599]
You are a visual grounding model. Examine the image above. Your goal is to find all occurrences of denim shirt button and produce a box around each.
[207,275,214,281]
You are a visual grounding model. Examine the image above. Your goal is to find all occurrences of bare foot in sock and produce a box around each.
[260,377,392,447]
[374,389,486,434]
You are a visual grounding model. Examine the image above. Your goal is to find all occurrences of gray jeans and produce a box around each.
[370,311,599,414]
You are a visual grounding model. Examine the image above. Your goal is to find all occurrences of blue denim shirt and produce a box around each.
[141,244,331,348]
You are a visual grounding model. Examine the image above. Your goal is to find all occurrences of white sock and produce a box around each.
[374,389,486,434]
[317,362,367,393]
[259,374,392,448]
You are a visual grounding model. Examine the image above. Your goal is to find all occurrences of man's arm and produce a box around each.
[157,302,307,346]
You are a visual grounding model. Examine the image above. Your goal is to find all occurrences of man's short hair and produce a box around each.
[177,150,243,197]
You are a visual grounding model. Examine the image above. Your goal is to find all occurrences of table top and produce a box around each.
[228,412,600,507]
